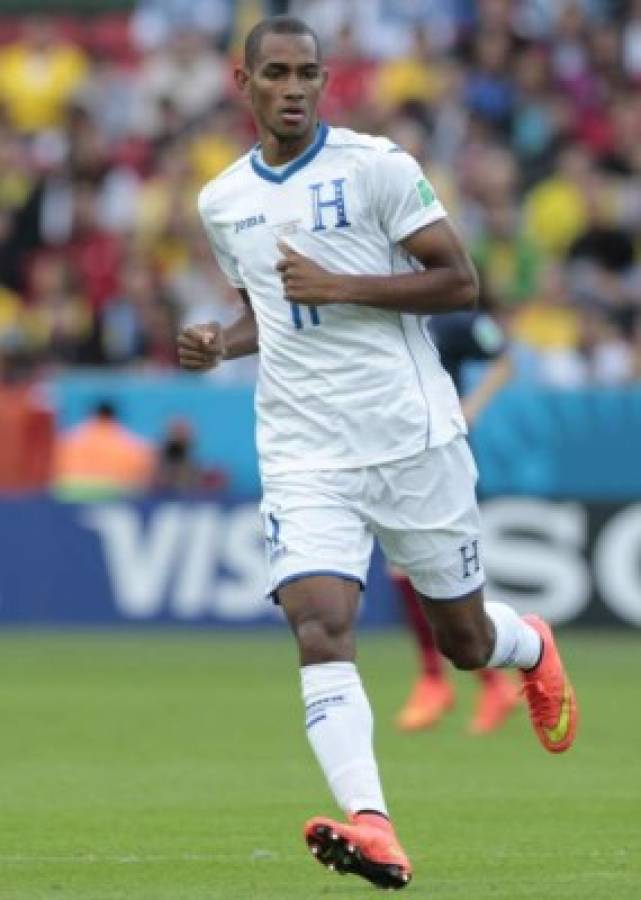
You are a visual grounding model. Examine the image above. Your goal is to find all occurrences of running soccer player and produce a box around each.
[178,17,578,892]
[394,311,520,735]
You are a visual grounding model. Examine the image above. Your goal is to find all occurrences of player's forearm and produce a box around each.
[462,354,513,427]
[222,308,259,360]
[332,267,479,315]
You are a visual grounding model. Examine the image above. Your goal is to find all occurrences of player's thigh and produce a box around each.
[260,468,373,604]
[372,437,485,602]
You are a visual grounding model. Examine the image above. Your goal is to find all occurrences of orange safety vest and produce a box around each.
[52,419,155,499]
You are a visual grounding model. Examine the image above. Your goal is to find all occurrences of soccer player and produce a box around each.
[394,312,520,735]
[178,17,578,891]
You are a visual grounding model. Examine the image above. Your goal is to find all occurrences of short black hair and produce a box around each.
[244,16,321,71]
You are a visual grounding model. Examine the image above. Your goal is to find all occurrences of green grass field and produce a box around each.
[0,629,639,900]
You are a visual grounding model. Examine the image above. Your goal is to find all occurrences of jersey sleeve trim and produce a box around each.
[389,207,447,245]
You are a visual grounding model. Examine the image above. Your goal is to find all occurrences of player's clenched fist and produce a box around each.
[276,241,342,304]
[177,323,226,371]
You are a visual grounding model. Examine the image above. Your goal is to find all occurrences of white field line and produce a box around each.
[0,851,283,865]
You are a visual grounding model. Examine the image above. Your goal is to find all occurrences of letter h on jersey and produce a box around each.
[309,179,351,232]
[459,539,481,578]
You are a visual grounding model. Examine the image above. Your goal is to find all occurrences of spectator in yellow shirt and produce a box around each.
[374,26,445,112]
[511,264,581,351]
[0,17,88,133]
[523,144,592,257]
[473,200,542,308]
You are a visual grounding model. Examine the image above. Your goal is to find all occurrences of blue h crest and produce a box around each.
[309,179,351,232]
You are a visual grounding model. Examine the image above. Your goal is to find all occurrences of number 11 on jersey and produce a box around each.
[291,303,320,329]
[272,224,321,330]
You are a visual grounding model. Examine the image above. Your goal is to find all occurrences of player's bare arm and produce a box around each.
[276,219,479,315]
[177,290,258,371]
[462,353,513,428]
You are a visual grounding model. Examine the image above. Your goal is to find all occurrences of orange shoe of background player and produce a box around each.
[395,674,454,732]
[468,673,520,735]
[520,615,578,753]
[304,812,412,890]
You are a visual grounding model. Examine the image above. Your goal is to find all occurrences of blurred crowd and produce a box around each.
[0,0,640,388]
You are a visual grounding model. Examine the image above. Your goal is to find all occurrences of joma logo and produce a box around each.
[234,214,266,233]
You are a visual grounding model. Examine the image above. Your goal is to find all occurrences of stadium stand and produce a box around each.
[0,0,639,404]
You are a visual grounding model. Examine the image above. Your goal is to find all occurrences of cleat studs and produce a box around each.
[311,845,319,856]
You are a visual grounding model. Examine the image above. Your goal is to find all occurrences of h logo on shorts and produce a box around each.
[309,179,351,232]
[265,512,285,559]
[459,539,480,578]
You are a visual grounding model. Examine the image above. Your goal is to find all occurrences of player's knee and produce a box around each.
[295,618,352,665]
[438,626,493,671]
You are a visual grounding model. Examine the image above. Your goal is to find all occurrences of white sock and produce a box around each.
[301,662,388,817]
[485,601,542,670]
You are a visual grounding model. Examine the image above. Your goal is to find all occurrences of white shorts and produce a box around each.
[260,436,485,602]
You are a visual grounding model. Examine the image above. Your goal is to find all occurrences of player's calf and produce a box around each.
[435,625,493,671]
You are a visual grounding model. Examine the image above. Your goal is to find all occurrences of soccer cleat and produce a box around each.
[395,674,455,731]
[468,673,520,735]
[520,615,578,753]
[304,812,412,890]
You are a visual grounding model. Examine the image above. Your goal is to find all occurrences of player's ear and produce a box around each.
[234,66,250,97]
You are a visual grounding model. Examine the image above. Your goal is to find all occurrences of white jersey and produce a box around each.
[198,124,466,479]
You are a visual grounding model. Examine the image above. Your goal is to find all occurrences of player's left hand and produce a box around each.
[276,241,342,305]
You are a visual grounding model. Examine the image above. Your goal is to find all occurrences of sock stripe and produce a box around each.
[305,694,347,713]
[306,714,327,730]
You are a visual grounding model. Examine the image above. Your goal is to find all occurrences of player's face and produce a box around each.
[239,33,327,144]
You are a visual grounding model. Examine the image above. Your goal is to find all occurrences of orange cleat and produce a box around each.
[468,673,520,735]
[396,675,455,732]
[520,615,578,753]
[304,812,412,890]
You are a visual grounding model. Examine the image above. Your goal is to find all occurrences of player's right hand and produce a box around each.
[177,323,226,371]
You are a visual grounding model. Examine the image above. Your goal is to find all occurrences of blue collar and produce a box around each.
[250,122,329,184]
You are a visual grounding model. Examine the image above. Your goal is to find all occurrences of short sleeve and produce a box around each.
[370,148,447,244]
[198,190,245,289]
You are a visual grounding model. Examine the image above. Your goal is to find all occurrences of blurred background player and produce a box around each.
[0,347,55,492]
[394,308,520,736]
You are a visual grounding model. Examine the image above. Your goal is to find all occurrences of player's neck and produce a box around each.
[258,122,320,167]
